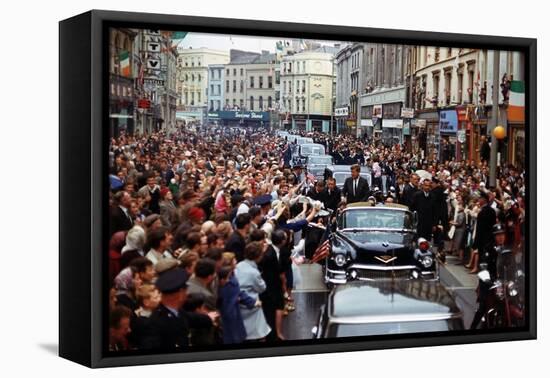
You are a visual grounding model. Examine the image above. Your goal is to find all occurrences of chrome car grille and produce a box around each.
[355,269,414,281]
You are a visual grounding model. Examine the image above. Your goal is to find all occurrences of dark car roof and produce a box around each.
[328,281,461,322]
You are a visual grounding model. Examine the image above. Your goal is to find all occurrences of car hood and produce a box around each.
[334,230,417,264]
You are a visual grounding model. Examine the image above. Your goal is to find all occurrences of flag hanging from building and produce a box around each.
[119,50,131,77]
[171,31,188,40]
[508,80,525,122]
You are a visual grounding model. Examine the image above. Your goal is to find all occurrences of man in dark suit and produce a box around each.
[401,173,419,208]
[322,177,342,212]
[110,190,134,237]
[466,191,497,273]
[259,229,287,341]
[306,180,326,202]
[410,178,437,240]
[342,164,370,204]
[225,213,251,262]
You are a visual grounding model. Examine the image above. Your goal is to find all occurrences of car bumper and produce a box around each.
[326,265,437,284]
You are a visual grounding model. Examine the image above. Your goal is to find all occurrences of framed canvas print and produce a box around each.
[59,10,536,368]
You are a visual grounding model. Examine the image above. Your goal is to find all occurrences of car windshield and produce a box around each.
[300,145,325,156]
[327,319,462,338]
[308,156,333,165]
[341,209,413,230]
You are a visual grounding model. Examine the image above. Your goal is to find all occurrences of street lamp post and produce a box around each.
[489,50,500,187]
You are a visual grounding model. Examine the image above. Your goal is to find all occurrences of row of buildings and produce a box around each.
[335,44,525,167]
[109,28,179,137]
[109,29,526,168]
[175,41,339,132]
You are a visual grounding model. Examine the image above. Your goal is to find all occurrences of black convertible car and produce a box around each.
[323,202,438,285]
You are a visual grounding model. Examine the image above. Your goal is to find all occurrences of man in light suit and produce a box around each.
[342,164,370,204]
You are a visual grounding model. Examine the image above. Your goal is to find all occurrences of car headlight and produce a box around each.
[420,255,434,268]
[334,254,347,267]
[507,281,518,297]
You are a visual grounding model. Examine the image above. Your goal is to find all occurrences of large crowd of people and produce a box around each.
[107,124,526,351]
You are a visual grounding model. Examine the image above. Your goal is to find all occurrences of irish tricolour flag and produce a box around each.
[508,80,525,122]
[119,50,131,77]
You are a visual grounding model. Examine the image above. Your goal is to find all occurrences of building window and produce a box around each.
[268,75,273,88]
[259,76,264,89]
[240,99,244,109]
[226,68,230,76]
[198,74,201,82]
[233,80,237,93]
[268,96,272,109]
[191,74,195,82]
[296,80,300,94]
[433,74,440,104]
[275,71,280,84]
[296,99,300,112]
[240,80,244,93]
[185,74,188,82]
[211,85,214,95]
[283,81,287,94]
[250,96,254,110]
[191,92,195,105]
[240,68,244,76]
[198,91,201,103]
[226,80,230,92]
[184,91,188,104]
[250,76,255,88]
[233,99,237,108]
[444,71,452,105]
[233,68,237,76]
[302,99,306,112]
[458,72,464,104]
[288,62,292,73]
[302,80,306,93]
[185,60,189,67]
[198,60,201,66]
[259,96,264,110]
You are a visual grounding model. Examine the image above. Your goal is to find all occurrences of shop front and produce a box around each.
[416,109,439,160]
[207,110,270,128]
[438,109,458,162]
[109,74,135,137]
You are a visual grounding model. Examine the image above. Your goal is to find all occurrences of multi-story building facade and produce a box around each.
[358,43,411,144]
[411,46,524,165]
[281,50,336,132]
[176,48,229,123]
[109,28,137,137]
[207,64,225,112]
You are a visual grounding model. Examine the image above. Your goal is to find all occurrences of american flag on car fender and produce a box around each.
[310,222,332,264]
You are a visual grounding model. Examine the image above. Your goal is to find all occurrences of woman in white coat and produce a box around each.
[234,241,271,341]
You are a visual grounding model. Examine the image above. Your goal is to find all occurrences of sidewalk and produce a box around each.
[439,255,478,288]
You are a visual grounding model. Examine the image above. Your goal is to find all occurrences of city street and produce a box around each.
[283,256,478,340]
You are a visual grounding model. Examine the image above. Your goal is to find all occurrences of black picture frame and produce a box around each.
[59,9,537,368]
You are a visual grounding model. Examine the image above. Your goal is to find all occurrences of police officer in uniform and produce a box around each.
[470,223,506,330]
[146,269,217,350]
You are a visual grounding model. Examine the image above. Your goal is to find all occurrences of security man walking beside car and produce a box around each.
[342,164,370,204]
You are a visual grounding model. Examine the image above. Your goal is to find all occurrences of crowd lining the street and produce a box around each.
[108,124,526,351]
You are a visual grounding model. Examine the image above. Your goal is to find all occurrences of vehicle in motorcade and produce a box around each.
[323,202,438,285]
[325,164,372,189]
[311,280,464,338]
[291,143,326,167]
[305,154,334,180]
